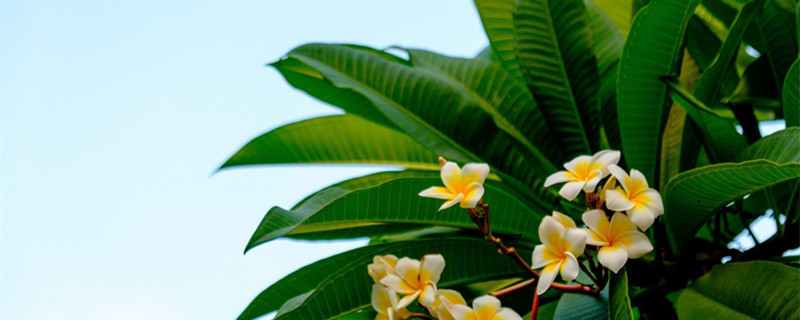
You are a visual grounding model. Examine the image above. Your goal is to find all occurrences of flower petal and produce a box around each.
[640,188,664,216]
[559,181,586,201]
[544,171,574,187]
[609,212,637,236]
[563,227,587,256]
[629,168,649,188]
[439,193,464,211]
[419,254,445,284]
[617,231,653,259]
[447,304,475,320]
[419,186,456,200]
[393,258,421,287]
[564,155,591,173]
[583,169,603,192]
[607,164,629,192]
[531,244,560,269]
[605,188,635,211]
[627,204,656,231]
[372,284,393,314]
[493,308,523,320]
[380,274,417,294]
[460,163,490,185]
[560,252,580,281]
[441,162,461,191]
[598,244,628,273]
[472,295,501,319]
[396,290,421,310]
[591,150,621,175]
[581,209,608,236]
[538,216,566,250]
[551,211,577,228]
[536,261,561,295]
[460,182,484,208]
[419,284,437,307]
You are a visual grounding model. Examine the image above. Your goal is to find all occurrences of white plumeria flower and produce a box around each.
[368,255,399,284]
[371,284,411,320]
[544,150,621,201]
[582,210,654,273]
[550,211,577,228]
[531,216,587,295]
[443,295,522,320]
[419,161,490,211]
[430,289,467,320]
[380,254,445,308]
[604,164,664,230]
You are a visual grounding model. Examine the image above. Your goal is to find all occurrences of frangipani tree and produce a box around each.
[219,0,800,318]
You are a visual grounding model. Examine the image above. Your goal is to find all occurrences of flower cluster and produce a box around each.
[534,150,662,293]
[368,254,522,320]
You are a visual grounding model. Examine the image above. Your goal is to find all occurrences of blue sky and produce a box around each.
[1,1,486,319]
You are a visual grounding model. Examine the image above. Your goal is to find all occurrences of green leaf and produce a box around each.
[514,0,601,157]
[735,127,800,163]
[752,0,799,89]
[585,0,625,150]
[616,0,701,183]
[552,286,609,319]
[663,77,748,163]
[277,238,530,320]
[592,0,633,39]
[609,268,634,320]
[220,115,439,170]
[275,43,555,202]
[676,261,800,319]
[694,0,763,106]
[406,48,560,172]
[474,0,526,83]
[664,160,800,252]
[238,238,531,320]
[244,171,548,252]
[784,58,800,126]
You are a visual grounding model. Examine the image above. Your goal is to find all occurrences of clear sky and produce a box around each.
[1,1,487,319]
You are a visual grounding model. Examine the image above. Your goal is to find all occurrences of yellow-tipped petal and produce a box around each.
[472,295,501,320]
[419,254,445,284]
[538,216,566,251]
[372,284,394,314]
[598,244,628,273]
[605,188,635,211]
[581,209,609,240]
[460,182,484,208]
[583,169,604,192]
[618,231,653,259]
[460,163,490,185]
[419,284,437,307]
[441,162,461,191]
[551,211,577,228]
[559,181,586,201]
[531,244,561,269]
[439,193,464,211]
[609,212,637,237]
[640,188,664,216]
[380,274,417,294]
[536,261,561,295]
[561,252,580,281]
[396,290,421,310]
[419,186,456,200]
[492,308,523,320]
[544,171,574,187]
[563,155,592,173]
[628,204,656,230]
[564,227,587,255]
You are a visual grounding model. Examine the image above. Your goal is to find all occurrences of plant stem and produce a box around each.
[531,293,540,320]
[492,279,535,297]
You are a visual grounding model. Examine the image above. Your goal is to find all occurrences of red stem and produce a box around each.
[531,293,540,320]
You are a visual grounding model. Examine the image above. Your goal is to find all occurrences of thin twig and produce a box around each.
[531,293,540,320]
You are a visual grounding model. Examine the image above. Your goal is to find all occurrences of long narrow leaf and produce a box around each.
[784,58,800,126]
[514,0,601,157]
[474,0,526,83]
[220,115,439,170]
[617,0,701,183]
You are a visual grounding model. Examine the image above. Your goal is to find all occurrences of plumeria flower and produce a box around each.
[430,289,467,320]
[371,284,411,320]
[604,164,664,230]
[368,255,399,283]
[531,216,587,295]
[380,254,445,308]
[544,150,621,201]
[550,210,577,229]
[419,159,490,211]
[582,209,654,273]
[442,295,522,320]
